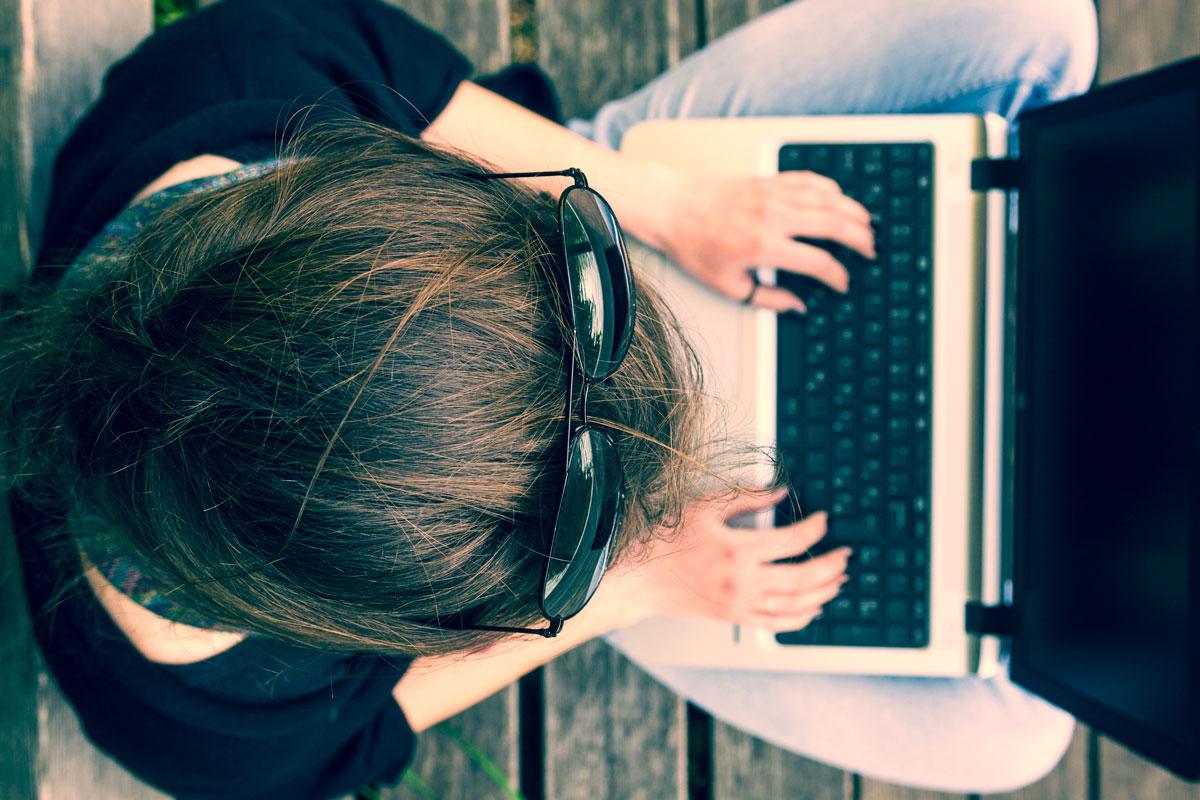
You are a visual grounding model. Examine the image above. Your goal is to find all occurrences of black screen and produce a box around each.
[1012,80,1199,777]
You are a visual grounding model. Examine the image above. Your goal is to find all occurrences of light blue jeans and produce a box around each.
[571,0,1099,793]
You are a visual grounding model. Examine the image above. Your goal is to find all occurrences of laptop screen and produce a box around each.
[1011,59,1199,779]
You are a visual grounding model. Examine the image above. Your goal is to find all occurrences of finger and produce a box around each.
[745,511,831,561]
[758,237,850,293]
[742,608,823,633]
[768,205,876,260]
[709,269,759,304]
[775,170,843,195]
[715,485,789,521]
[758,568,854,606]
[757,549,853,595]
[749,284,806,315]
[769,184,871,225]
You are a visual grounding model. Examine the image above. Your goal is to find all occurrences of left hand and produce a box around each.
[654,171,876,312]
[603,487,850,632]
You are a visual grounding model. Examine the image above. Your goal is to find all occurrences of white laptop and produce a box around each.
[610,58,1200,770]
[615,111,1010,679]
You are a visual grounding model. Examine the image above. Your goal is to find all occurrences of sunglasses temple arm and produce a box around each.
[467,618,565,638]
[463,168,587,188]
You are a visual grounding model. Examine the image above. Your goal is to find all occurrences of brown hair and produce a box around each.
[0,117,709,657]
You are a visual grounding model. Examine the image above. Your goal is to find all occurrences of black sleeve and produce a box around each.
[12,491,417,800]
[35,0,473,279]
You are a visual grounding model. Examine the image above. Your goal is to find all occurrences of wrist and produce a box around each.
[604,160,690,256]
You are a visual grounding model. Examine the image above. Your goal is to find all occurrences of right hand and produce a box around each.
[653,171,875,313]
[614,487,852,632]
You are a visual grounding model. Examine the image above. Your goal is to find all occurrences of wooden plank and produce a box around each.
[384,685,521,800]
[536,0,699,120]
[35,663,171,800]
[542,641,687,800]
[0,0,28,293]
[704,0,787,41]
[713,725,851,800]
[1096,0,1200,84]
[0,503,37,800]
[535,1,699,790]
[1098,735,1200,800]
[984,723,1089,800]
[2,1,152,797]
[858,784,965,800]
[20,0,151,263]
[385,0,511,75]
[203,1,513,76]
[1090,13,1200,799]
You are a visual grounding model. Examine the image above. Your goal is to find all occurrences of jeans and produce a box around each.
[570,0,1100,793]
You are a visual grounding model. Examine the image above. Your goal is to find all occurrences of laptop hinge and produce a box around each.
[970,158,1021,191]
[965,601,1015,637]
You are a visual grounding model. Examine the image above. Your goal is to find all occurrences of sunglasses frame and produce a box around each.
[455,167,635,638]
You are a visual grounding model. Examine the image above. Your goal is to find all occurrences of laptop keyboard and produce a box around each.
[774,142,934,649]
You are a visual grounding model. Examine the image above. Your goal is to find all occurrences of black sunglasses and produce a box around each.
[459,167,636,637]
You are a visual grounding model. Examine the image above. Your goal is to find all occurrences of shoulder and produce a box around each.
[130,153,244,207]
[79,548,247,665]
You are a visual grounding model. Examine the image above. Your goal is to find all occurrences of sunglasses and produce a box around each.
[461,167,636,638]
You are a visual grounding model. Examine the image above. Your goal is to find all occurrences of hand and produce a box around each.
[655,171,876,313]
[611,487,852,632]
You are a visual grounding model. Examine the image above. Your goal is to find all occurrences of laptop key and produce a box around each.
[831,623,883,646]
[776,141,934,651]
[828,515,882,542]
[830,596,856,620]
[858,598,882,619]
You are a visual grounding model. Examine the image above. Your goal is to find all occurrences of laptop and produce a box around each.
[615,57,1199,780]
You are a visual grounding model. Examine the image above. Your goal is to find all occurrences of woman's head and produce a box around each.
[2,118,706,656]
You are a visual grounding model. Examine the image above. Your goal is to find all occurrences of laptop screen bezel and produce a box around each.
[1008,55,1200,782]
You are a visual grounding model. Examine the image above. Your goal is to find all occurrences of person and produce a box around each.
[1,0,1098,797]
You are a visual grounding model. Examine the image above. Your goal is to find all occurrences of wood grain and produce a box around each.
[0,506,37,800]
[542,640,687,800]
[712,723,851,800]
[1098,735,1200,800]
[703,0,788,41]
[0,0,27,293]
[2,2,151,798]
[35,663,170,800]
[536,0,699,120]
[386,0,512,75]
[982,723,1089,800]
[21,0,151,262]
[858,784,966,800]
[386,685,521,800]
[1096,0,1200,84]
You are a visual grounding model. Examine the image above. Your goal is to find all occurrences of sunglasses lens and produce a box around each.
[542,427,624,620]
[560,187,635,380]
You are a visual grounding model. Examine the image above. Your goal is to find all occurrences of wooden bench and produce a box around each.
[1,2,1197,799]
